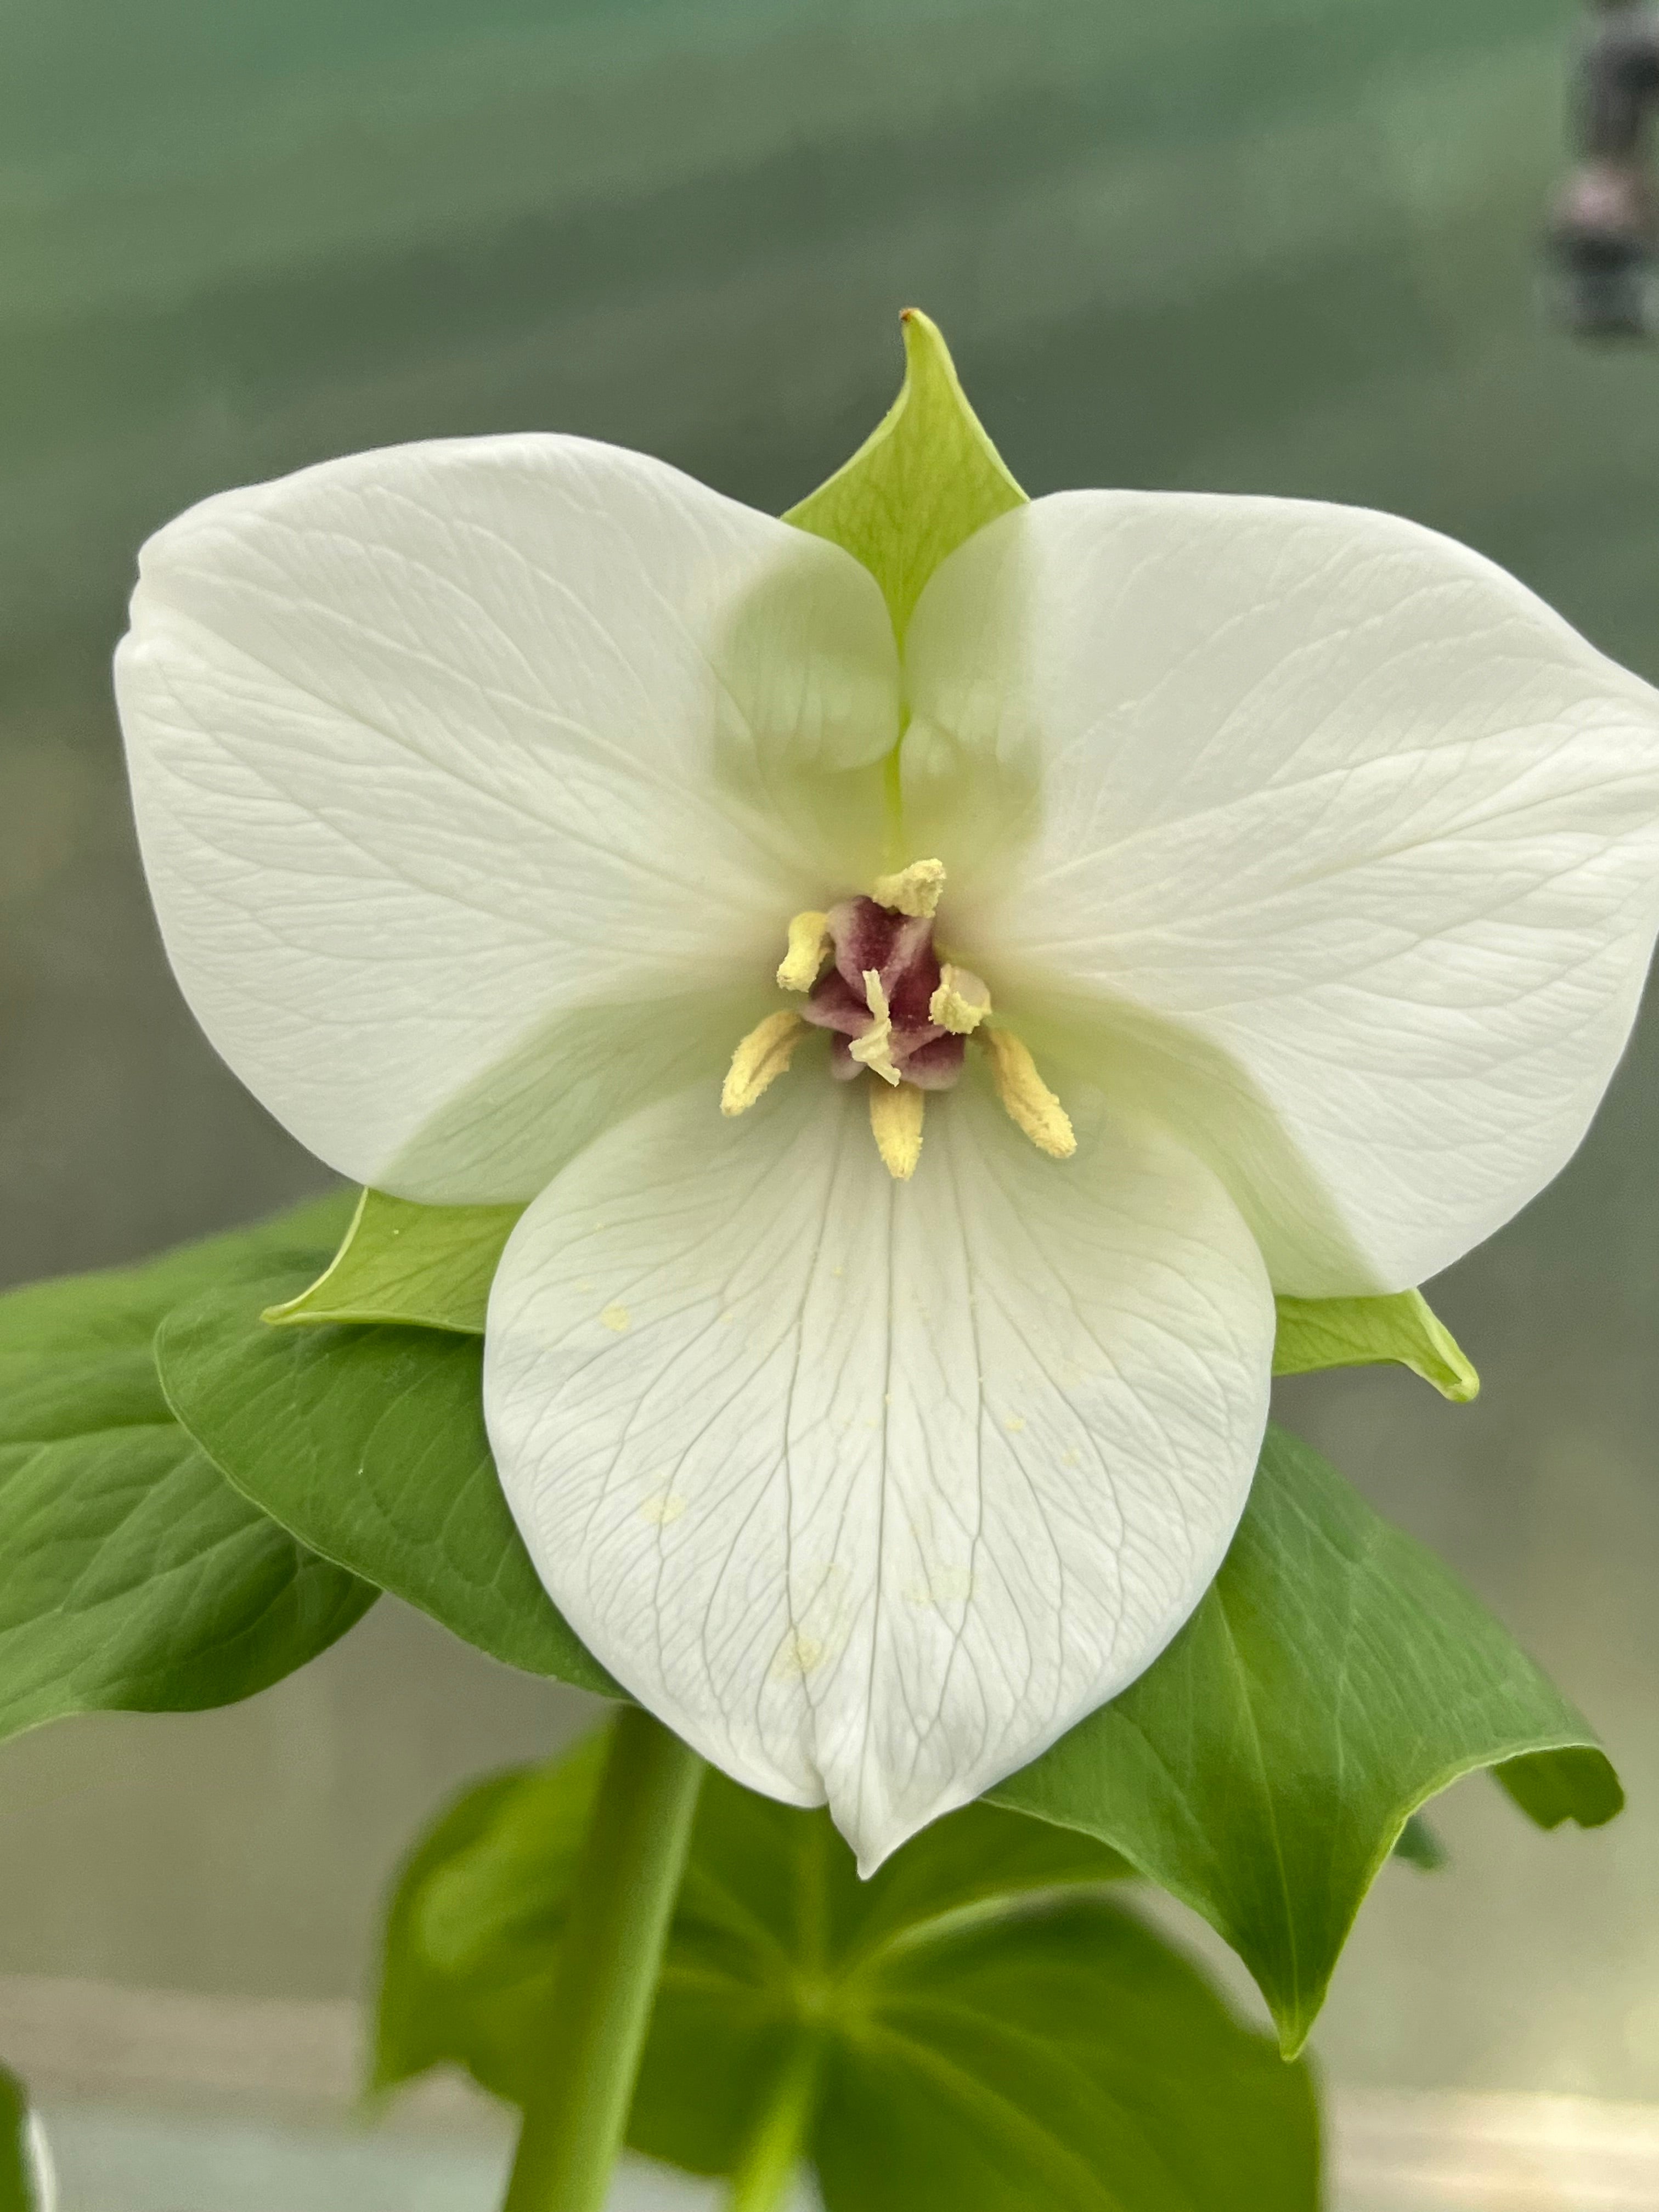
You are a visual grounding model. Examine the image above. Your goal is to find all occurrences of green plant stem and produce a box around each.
[501,1708,704,2212]
[724,2038,820,2212]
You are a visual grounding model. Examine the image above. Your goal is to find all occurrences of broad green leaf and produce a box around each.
[264,1188,523,1335]
[155,1262,617,1696]
[0,1198,376,1745]
[784,308,1026,641]
[376,1740,1319,2212]
[0,2064,46,2212]
[992,1423,1620,2054]
[378,1739,1137,2113]
[1273,1289,1479,1402]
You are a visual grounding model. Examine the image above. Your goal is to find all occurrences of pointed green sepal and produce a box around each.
[785,308,1025,640]
[263,1188,525,1336]
[1272,1287,1479,1402]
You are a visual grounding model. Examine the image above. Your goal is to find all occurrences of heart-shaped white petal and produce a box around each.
[483,1065,1273,1870]
[904,492,1659,1295]
[114,435,898,1200]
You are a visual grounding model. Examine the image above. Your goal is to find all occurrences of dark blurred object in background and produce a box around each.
[1550,0,1659,335]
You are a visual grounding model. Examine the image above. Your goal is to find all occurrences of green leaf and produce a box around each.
[1494,1745,1626,1830]
[991,1423,1619,2055]
[376,1740,1319,2212]
[0,2063,45,2212]
[155,1261,617,1696]
[1391,1814,1448,1872]
[264,1187,523,1335]
[0,1198,376,1745]
[1272,1288,1479,1402]
[784,308,1026,641]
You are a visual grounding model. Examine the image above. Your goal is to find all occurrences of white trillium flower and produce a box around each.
[114,329,1659,1871]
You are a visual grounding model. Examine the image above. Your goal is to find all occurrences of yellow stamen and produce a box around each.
[870,1080,926,1180]
[721,1010,808,1116]
[981,1028,1076,1158]
[776,910,831,993]
[872,857,946,918]
[849,969,902,1085]
[929,962,991,1035]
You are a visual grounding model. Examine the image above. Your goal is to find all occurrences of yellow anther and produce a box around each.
[872,857,946,918]
[849,969,901,1085]
[870,1080,926,1180]
[721,1010,808,1116]
[929,962,991,1035]
[981,1028,1076,1159]
[777,910,831,994]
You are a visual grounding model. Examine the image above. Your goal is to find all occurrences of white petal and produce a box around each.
[114,436,898,1199]
[903,492,1659,1293]
[483,1064,1272,1870]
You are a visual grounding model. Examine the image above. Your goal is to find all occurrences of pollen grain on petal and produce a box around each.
[982,1027,1077,1159]
[600,1302,631,1333]
[929,962,991,1035]
[848,968,902,1085]
[905,1565,975,1607]
[639,1489,687,1525]
[776,910,832,992]
[871,856,946,918]
[721,1009,809,1116]
[770,1629,826,1680]
[869,1078,926,1180]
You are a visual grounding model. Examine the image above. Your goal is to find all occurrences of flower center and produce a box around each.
[800,884,978,1092]
[720,858,1075,1181]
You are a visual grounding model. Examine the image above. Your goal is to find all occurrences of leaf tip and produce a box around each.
[1496,1745,1625,1831]
[898,302,945,356]
[1391,1811,1449,1871]
[1437,1343,1481,1403]
[882,305,957,445]
[1408,1290,1480,1402]
[1272,2006,1317,2064]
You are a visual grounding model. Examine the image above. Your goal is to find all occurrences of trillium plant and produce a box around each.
[4,313,1657,2210]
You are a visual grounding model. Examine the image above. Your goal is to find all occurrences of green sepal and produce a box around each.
[0,1197,377,1747]
[376,1740,1319,2212]
[991,1423,1618,2055]
[1273,1288,1479,1402]
[263,1188,1486,1435]
[156,1260,617,1696]
[784,309,1026,640]
[268,1188,1489,1411]
[264,1187,523,1336]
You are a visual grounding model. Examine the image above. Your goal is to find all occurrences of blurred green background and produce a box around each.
[3,0,1658,2117]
